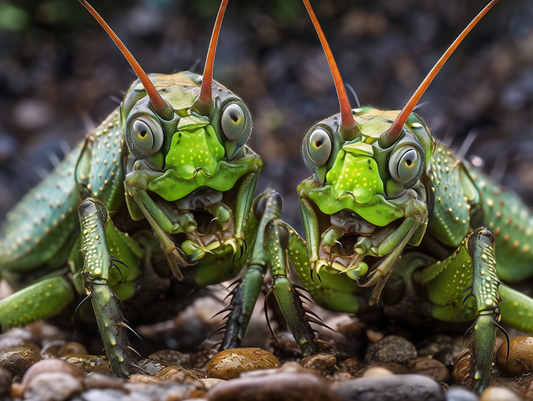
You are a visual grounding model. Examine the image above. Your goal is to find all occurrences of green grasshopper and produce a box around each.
[262,0,533,392]
[0,0,280,377]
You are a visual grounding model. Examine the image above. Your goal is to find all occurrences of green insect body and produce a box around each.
[262,0,531,393]
[0,0,281,377]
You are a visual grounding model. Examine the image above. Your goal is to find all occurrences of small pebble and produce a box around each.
[362,367,394,378]
[333,374,445,401]
[479,386,522,401]
[59,341,88,357]
[128,374,162,384]
[77,388,128,401]
[63,354,110,374]
[21,358,85,391]
[0,346,42,382]
[452,349,473,387]
[447,386,479,401]
[123,381,205,400]
[84,372,125,390]
[207,371,340,401]
[418,335,453,358]
[410,357,450,383]
[417,335,454,367]
[364,335,417,364]
[149,349,192,367]
[299,353,337,376]
[24,371,84,401]
[199,377,226,391]
[207,348,280,380]
[362,362,410,376]
[339,357,363,375]
[155,365,207,382]
[496,336,533,376]
[332,371,355,382]
[41,340,66,358]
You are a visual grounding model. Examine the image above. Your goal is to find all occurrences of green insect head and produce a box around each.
[121,72,254,202]
[300,106,434,227]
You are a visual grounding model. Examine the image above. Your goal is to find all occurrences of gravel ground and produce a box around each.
[1,0,533,400]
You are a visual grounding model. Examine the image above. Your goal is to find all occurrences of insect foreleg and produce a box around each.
[78,198,142,377]
[421,228,501,392]
[220,190,282,350]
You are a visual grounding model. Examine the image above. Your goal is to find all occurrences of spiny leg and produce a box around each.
[78,198,141,377]
[220,190,282,350]
[265,219,324,356]
[421,227,501,393]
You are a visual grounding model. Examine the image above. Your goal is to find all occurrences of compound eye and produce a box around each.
[221,103,245,141]
[307,128,332,167]
[389,146,421,183]
[131,117,164,156]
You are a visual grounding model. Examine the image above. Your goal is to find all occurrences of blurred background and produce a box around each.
[0,0,532,232]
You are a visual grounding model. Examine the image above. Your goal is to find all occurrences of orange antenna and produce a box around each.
[78,0,174,120]
[381,0,501,148]
[196,0,229,111]
[302,0,359,140]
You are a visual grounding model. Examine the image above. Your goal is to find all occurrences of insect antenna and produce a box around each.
[380,0,501,148]
[194,0,229,114]
[301,0,359,141]
[78,0,174,120]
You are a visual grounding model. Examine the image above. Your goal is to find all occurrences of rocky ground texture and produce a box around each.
[0,300,533,401]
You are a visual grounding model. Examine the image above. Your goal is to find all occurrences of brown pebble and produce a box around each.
[10,382,23,399]
[128,374,162,384]
[300,353,337,376]
[24,372,84,401]
[339,357,362,375]
[410,357,450,383]
[452,349,473,387]
[84,372,125,390]
[63,355,110,374]
[0,347,42,382]
[200,378,226,391]
[149,349,192,367]
[41,341,66,358]
[480,386,523,401]
[155,365,207,382]
[207,371,340,401]
[21,358,84,390]
[133,357,170,376]
[207,348,280,380]
[59,341,88,357]
[364,335,417,364]
[362,367,394,378]
[496,336,533,376]
[332,371,354,382]
[361,362,410,376]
